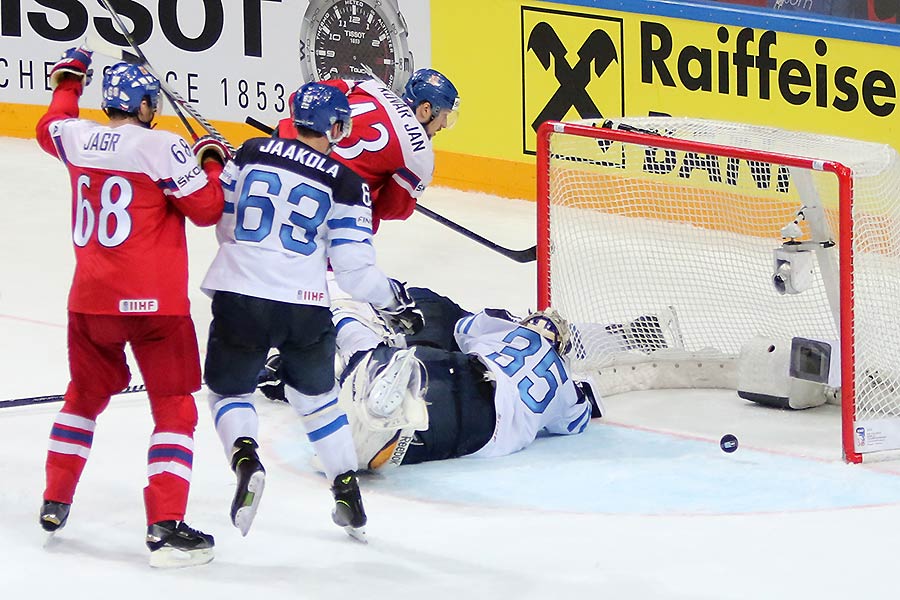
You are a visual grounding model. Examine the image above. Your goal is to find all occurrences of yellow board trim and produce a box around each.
[433,150,537,200]
[5,101,273,147]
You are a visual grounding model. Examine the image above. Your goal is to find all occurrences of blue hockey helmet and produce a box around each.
[101,62,160,114]
[291,82,352,145]
[402,68,460,128]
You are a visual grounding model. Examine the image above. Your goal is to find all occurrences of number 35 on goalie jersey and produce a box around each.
[201,137,375,307]
[454,311,593,458]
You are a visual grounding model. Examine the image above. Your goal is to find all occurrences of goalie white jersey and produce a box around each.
[454,310,593,458]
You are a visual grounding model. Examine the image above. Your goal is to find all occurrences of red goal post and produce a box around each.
[536,118,900,463]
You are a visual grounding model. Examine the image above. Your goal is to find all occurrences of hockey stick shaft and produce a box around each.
[244,116,537,263]
[413,205,537,262]
[95,1,234,152]
[0,384,147,409]
[245,116,274,135]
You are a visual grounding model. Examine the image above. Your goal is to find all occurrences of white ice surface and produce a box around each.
[2,137,900,599]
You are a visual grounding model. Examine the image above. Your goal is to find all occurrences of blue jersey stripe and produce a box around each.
[51,426,93,445]
[330,238,372,247]
[307,415,349,442]
[396,166,421,188]
[307,398,338,416]
[567,406,592,433]
[335,316,358,333]
[214,401,256,426]
[328,217,372,233]
[148,447,194,464]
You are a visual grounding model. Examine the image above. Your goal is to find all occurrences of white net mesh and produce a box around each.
[543,118,900,455]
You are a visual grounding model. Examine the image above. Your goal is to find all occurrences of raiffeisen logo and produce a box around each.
[522,7,624,155]
[640,21,896,118]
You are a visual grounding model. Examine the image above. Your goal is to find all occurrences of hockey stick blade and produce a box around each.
[84,34,140,64]
[414,205,536,263]
[0,384,147,409]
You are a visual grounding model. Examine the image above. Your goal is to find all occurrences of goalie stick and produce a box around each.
[0,384,147,409]
[93,0,235,153]
[244,116,538,263]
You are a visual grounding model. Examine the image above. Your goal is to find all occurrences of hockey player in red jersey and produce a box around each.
[274,69,460,232]
[35,47,227,568]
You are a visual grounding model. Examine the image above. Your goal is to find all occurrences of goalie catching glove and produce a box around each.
[50,46,93,89]
[372,279,424,335]
[192,135,232,166]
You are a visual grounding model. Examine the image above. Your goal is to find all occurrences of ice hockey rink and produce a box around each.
[4,135,900,599]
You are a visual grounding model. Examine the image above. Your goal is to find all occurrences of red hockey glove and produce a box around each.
[191,135,232,166]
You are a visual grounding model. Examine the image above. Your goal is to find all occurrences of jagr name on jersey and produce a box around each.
[83,131,121,152]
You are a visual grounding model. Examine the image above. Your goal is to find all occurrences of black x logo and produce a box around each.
[527,22,618,132]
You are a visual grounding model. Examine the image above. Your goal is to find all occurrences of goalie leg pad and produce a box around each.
[367,347,427,418]
[338,346,429,469]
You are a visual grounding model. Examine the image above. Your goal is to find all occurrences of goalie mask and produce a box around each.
[519,308,572,356]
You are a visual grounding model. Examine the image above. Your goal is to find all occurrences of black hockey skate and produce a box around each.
[230,437,266,536]
[146,520,215,568]
[39,500,70,533]
[331,471,367,543]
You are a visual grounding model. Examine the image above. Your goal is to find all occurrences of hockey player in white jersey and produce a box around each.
[202,82,424,542]
[260,288,601,469]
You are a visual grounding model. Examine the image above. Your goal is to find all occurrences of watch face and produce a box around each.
[300,0,412,94]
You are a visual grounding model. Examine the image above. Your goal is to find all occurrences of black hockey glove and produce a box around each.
[257,353,286,402]
[374,279,425,335]
[574,379,603,419]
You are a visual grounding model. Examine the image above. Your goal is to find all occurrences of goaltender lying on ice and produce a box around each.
[258,287,605,470]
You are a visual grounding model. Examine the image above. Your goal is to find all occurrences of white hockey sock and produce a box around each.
[208,392,258,457]
[285,384,358,480]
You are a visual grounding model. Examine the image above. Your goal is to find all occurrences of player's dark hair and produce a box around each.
[104,107,135,119]
[296,125,325,138]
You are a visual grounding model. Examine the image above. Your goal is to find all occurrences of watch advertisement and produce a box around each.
[0,0,430,138]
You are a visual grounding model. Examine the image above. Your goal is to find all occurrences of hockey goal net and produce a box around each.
[536,118,900,463]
